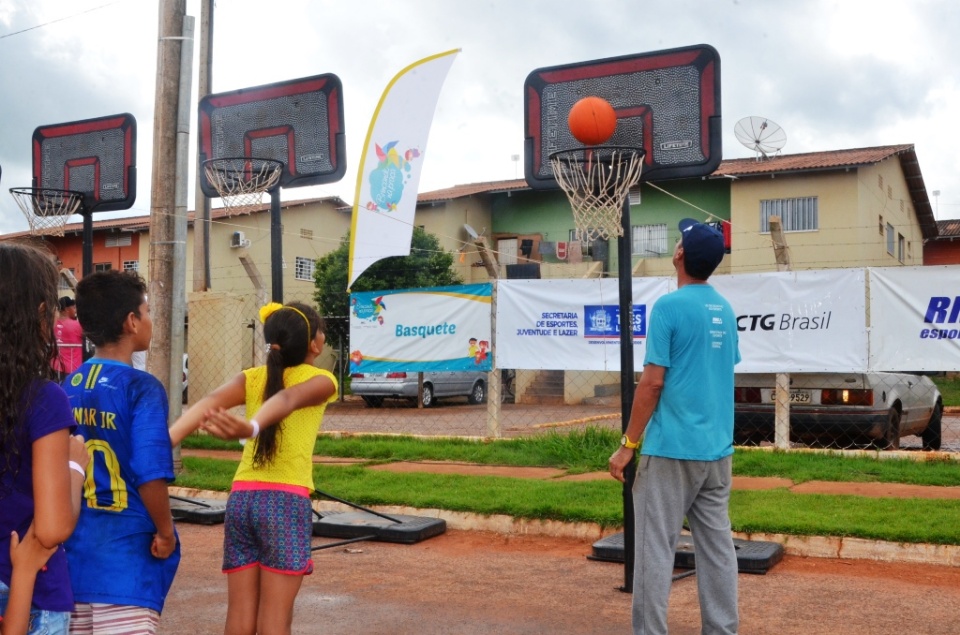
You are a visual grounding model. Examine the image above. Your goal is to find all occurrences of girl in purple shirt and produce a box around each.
[0,243,88,635]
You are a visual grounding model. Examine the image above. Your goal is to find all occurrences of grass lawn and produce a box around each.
[933,374,960,407]
[177,428,960,545]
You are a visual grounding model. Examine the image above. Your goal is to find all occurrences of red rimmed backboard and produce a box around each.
[524,45,722,189]
[198,73,346,197]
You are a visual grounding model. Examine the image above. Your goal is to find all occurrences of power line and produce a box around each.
[0,1,128,41]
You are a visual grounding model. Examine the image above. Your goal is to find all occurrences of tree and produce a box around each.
[314,227,464,350]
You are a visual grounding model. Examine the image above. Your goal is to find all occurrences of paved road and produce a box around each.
[322,398,960,453]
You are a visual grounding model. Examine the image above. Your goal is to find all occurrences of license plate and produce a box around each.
[789,391,811,404]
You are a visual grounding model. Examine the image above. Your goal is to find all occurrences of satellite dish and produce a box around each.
[734,116,787,160]
[463,224,479,239]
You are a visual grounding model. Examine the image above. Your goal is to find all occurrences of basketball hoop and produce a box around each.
[549,147,645,242]
[202,158,283,215]
[9,187,84,236]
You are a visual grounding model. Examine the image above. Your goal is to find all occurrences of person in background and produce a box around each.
[609,218,741,635]
[53,297,83,382]
[0,243,88,635]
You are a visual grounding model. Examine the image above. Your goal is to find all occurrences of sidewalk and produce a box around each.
[176,449,960,567]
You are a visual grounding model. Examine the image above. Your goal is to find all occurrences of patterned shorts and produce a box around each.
[222,488,314,575]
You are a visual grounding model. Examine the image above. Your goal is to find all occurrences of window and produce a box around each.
[300,228,313,240]
[123,260,139,272]
[887,185,893,199]
[631,223,668,257]
[294,256,315,281]
[878,175,884,190]
[878,215,884,235]
[886,223,895,255]
[760,197,818,232]
[94,263,112,272]
[105,234,132,248]
[897,234,905,262]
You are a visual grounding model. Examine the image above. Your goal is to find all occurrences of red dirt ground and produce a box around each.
[161,524,960,635]
[170,451,960,633]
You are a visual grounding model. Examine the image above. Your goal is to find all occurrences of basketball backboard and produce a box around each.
[31,113,137,213]
[524,45,721,190]
[198,73,346,197]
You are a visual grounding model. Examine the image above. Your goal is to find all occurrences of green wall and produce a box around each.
[489,178,731,273]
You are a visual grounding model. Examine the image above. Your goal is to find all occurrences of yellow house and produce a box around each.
[718,144,937,272]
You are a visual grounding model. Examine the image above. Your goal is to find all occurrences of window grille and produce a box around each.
[760,197,818,232]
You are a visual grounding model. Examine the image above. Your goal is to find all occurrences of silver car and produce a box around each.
[349,370,488,408]
[733,372,943,450]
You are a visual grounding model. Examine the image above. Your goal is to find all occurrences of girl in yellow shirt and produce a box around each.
[170,302,337,635]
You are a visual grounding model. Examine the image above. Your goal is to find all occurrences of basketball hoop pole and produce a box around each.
[82,211,94,277]
[616,195,637,593]
[269,188,283,303]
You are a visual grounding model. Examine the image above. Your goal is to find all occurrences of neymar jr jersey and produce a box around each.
[62,359,180,612]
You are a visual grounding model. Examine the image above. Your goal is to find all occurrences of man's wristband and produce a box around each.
[68,461,86,478]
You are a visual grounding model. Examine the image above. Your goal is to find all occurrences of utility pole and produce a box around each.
[193,0,214,291]
[769,215,792,449]
[148,0,186,416]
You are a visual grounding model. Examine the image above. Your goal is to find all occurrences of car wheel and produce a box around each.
[873,407,901,450]
[421,384,434,407]
[361,396,384,408]
[921,402,943,451]
[468,380,486,405]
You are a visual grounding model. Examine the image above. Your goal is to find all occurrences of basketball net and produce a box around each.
[9,188,84,237]
[203,158,283,216]
[550,148,644,242]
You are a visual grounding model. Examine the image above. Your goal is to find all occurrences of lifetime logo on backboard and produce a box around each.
[583,305,647,340]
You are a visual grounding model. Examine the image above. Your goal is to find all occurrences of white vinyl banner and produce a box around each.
[496,278,672,371]
[710,269,868,372]
[497,270,868,372]
[869,265,960,371]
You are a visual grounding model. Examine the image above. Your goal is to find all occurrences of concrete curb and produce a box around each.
[169,486,960,568]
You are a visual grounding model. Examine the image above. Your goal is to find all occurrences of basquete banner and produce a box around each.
[350,283,492,373]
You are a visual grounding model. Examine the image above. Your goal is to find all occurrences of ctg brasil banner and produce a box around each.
[496,270,867,372]
[710,268,867,373]
[349,283,492,373]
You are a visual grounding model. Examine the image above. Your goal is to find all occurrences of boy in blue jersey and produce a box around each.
[609,219,740,635]
[62,271,179,634]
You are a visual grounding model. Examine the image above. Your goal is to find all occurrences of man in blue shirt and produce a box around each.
[610,218,740,635]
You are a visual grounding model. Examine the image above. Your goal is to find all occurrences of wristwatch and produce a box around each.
[620,434,640,450]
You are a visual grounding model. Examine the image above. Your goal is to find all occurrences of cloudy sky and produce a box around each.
[1,0,959,235]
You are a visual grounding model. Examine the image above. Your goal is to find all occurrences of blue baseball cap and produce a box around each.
[678,218,725,278]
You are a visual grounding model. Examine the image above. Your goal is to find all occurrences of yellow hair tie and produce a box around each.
[259,303,313,349]
[259,302,284,324]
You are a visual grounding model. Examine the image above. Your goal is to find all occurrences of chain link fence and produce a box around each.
[184,290,958,455]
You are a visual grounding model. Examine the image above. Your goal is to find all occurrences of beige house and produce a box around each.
[719,144,937,272]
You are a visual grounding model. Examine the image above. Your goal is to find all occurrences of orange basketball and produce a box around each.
[567,96,617,145]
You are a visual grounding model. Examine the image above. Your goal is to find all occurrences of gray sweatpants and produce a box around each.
[631,454,739,635]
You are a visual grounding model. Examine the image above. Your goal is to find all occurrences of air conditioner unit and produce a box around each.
[230,231,251,249]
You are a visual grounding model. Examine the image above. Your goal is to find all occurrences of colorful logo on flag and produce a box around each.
[365,142,421,212]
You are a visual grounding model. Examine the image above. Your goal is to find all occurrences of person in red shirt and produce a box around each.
[53,297,83,380]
